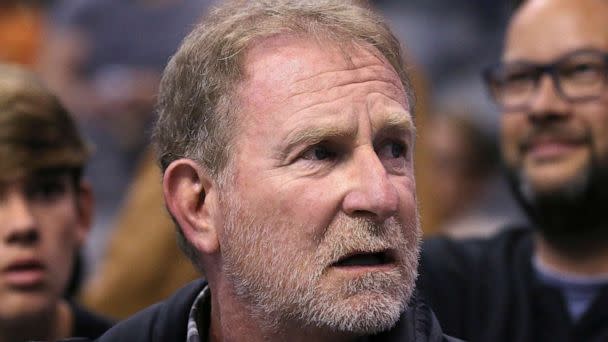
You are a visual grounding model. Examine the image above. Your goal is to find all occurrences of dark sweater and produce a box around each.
[418,228,608,342]
[96,279,459,342]
[69,302,113,339]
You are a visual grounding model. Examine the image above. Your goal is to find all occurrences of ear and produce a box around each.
[75,180,94,247]
[163,159,220,256]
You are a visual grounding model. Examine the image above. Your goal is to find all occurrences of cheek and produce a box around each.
[235,161,338,222]
[391,174,417,221]
[230,174,335,247]
[500,115,524,165]
[275,183,339,238]
[28,213,79,300]
[586,108,608,161]
[38,204,80,266]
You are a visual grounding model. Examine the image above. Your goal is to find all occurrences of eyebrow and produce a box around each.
[283,125,353,155]
[281,111,415,156]
[375,111,416,138]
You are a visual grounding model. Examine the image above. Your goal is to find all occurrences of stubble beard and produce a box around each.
[219,193,421,336]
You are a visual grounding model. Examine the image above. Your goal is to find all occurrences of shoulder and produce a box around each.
[97,279,207,342]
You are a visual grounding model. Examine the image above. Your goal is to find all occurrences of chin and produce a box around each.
[304,269,413,335]
[517,158,590,202]
[309,291,406,335]
[0,294,54,322]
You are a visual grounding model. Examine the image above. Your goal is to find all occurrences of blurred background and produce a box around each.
[1,0,526,318]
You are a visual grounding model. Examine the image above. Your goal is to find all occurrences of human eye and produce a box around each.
[27,178,68,203]
[490,64,537,100]
[378,140,407,158]
[502,69,535,89]
[377,140,409,172]
[559,60,603,84]
[299,143,338,161]
[505,69,534,82]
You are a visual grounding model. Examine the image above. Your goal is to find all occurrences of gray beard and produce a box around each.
[219,194,421,336]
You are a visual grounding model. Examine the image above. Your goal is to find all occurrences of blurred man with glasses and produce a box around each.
[418,0,608,341]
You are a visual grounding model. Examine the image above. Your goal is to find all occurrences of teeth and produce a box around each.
[337,253,384,266]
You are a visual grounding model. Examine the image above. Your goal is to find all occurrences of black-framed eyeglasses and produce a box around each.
[482,49,608,111]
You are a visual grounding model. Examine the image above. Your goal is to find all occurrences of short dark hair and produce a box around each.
[0,64,91,183]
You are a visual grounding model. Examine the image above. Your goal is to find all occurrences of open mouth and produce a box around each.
[333,251,395,268]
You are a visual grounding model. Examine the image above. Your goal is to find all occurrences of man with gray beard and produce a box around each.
[419,0,608,341]
[95,0,456,341]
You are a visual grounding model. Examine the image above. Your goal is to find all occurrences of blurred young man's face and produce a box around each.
[0,171,89,323]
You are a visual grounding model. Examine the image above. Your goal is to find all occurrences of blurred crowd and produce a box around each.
[1,0,524,318]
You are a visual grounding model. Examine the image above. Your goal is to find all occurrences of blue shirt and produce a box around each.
[533,256,608,321]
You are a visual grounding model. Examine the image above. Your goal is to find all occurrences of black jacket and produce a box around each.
[40,303,112,342]
[418,228,608,342]
[97,279,459,341]
[70,302,113,339]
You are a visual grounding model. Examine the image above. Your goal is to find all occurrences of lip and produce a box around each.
[2,258,46,288]
[523,137,585,161]
[331,263,397,274]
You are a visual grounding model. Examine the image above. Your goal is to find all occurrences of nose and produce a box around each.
[527,74,570,123]
[342,148,399,223]
[1,190,38,245]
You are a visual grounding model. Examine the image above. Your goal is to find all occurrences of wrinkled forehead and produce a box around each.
[504,0,608,62]
[238,34,408,110]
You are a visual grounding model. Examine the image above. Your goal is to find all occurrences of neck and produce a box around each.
[535,233,608,276]
[207,281,357,342]
[0,300,72,342]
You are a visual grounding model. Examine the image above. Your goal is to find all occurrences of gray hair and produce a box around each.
[154,0,413,268]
